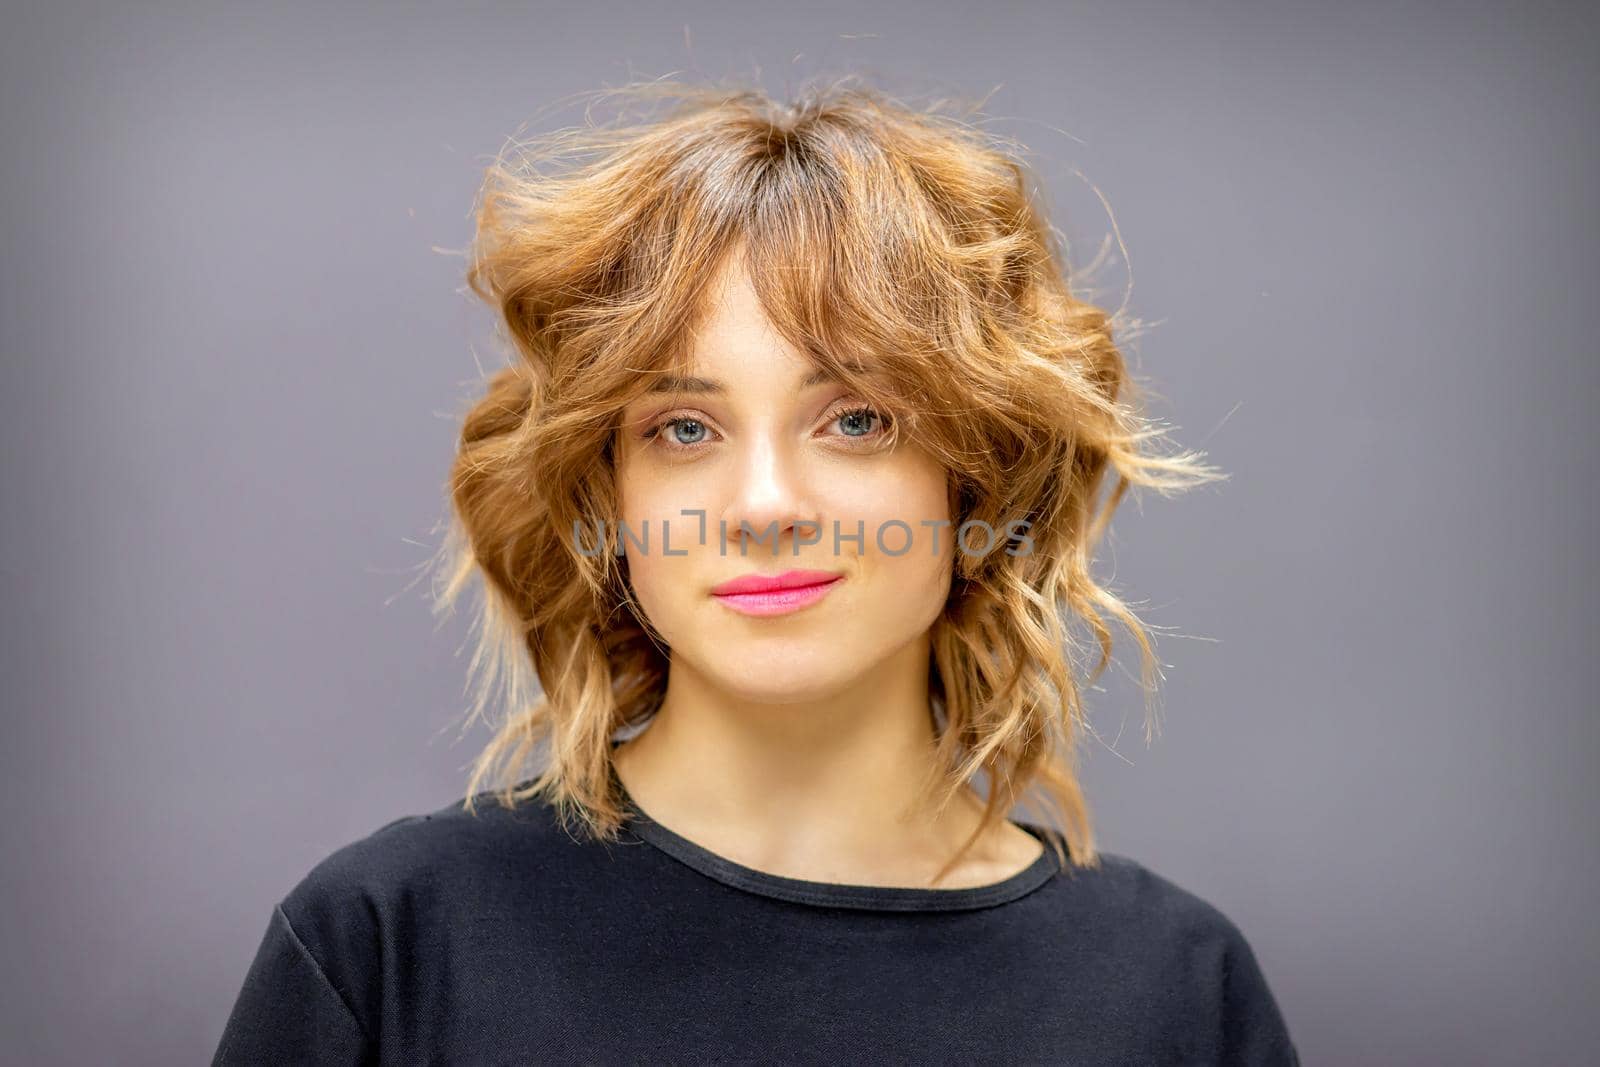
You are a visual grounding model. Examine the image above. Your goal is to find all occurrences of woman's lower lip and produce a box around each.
[712,578,843,617]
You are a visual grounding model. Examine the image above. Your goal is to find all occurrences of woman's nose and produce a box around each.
[723,434,821,558]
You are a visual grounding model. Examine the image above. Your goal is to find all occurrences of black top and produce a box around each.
[214,766,1299,1065]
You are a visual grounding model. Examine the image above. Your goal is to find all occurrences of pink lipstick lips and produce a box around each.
[710,568,845,617]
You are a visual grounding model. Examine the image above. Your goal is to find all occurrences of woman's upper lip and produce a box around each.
[711,569,846,596]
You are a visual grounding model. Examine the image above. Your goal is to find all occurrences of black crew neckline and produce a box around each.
[608,748,1061,913]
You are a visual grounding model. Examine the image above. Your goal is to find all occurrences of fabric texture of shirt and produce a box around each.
[213,763,1299,1065]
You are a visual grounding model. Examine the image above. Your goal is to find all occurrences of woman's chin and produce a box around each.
[700,656,862,707]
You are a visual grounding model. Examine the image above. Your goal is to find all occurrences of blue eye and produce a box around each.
[641,414,714,450]
[640,403,889,455]
[836,408,879,437]
[668,418,707,445]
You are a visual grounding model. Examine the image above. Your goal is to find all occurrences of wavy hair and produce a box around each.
[431,74,1223,873]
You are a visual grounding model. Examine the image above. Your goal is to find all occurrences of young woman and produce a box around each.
[215,78,1299,1065]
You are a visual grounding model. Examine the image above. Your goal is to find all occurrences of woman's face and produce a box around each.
[613,256,955,704]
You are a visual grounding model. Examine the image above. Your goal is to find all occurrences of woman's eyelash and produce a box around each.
[641,403,892,450]
[641,414,713,447]
[825,403,893,438]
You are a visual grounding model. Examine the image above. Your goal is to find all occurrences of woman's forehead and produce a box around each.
[636,359,858,398]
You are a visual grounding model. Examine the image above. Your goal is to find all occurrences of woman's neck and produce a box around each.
[609,635,1043,888]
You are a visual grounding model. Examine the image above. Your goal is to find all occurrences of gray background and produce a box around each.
[2,1,1594,1063]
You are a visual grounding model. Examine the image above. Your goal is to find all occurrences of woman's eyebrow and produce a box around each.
[642,366,847,395]
[644,374,724,395]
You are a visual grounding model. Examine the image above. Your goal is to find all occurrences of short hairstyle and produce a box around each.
[432,75,1221,871]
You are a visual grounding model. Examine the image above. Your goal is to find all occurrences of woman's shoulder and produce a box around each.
[1035,846,1277,984]
[1057,848,1256,943]
[274,785,566,937]
[1046,848,1297,1059]
[219,789,579,1060]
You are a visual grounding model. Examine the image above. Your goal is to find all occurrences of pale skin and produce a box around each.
[610,250,1044,889]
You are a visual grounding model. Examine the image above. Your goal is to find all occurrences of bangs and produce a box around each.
[483,84,1031,460]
